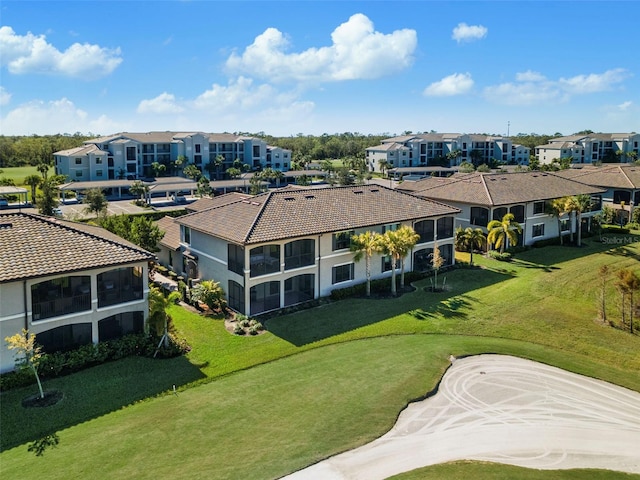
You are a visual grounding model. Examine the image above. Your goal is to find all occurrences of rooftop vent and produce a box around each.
[0,223,13,229]
[370,188,379,192]
[284,197,295,201]
[304,195,315,199]
[353,190,364,194]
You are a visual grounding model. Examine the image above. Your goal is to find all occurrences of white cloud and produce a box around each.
[515,70,546,82]
[193,76,280,111]
[0,97,126,135]
[424,72,474,97]
[452,23,488,43]
[0,86,11,106]
[225,13,417,83]
[618,101,633,111]
[137,92,185,114]
[484,68,630,106]
[0,26,122,79]
[559,68,629,94]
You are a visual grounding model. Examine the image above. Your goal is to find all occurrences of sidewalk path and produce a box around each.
[283,355,640,479]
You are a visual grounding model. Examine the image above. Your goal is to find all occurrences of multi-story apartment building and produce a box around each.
[0,213,155,373]
[366,133,530,173]
[535,133,640,165]
[155,185,459,316]
[54,132,291,182]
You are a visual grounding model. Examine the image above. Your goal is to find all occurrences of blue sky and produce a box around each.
[1,1,638,137]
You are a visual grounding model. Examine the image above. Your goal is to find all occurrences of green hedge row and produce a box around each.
[0,333,190,392]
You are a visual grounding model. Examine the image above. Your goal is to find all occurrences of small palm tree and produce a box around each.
[148,286,181,348]
[351,231,383,297]
[487,213,522,253]
[380,230,403,296]
[565,194,592,247]
[23,174,42,204]
[463,227,486,265]
[190,280,227,314]
[546,197,569,246]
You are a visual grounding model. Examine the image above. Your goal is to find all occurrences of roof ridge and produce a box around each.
[617,164,635,188]
[479,173,494,205]
[30,213,154,257]
[243,190,273,243]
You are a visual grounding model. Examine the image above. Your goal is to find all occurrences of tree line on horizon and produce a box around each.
[0,130,606,169]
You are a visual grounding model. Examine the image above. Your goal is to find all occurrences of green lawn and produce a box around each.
[1,238,639,478]
[0,165,53,185]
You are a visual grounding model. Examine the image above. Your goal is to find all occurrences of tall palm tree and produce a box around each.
[546,197,569,246]
[565,194,592,247]
[380,230,403,296]
[463,227,486,265]
[350,231,382,297]
[378,158,390,176]
[487,213,522,253]
[395,225,420,288]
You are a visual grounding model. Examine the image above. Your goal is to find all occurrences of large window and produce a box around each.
[31,276,91,321]
[228,244,245,275]
[561,219,570,232]
[284,274,315,306]
[332,231,354,250]
[249,245,280,277]
[284,239,315,270]
[414,219,434,243]
[98,267,143,308]
[250,281,280,314]
[470,207,489,227]
[228,280,245,313]
[509,205,525,223]
[36,323,92,354]
[437,217,454,239]
[492,207,507,221]
[98,312,144,341]
[413,248,433,272]
[332,263,354,284]
[182,226,191,244]
[613,190,631,205]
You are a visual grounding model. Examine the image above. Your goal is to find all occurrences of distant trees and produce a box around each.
[36,175,66,216]
[0,133,92,168]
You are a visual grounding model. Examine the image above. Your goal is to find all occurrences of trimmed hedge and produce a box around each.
[0,333,190,392]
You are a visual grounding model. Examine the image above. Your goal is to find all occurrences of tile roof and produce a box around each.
[406,171,605,206]
[186,192,252,212]
[0,213,155,283]
[156,216,181,250]
[177,184,460,245]
[555,165,640,189]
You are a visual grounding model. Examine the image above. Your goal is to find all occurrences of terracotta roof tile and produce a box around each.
[0,213,155,283]
[177,185,459,245]
[408,171,605,206]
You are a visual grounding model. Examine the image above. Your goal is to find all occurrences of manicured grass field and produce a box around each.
[0,165,53,186]
[1,238,639,478]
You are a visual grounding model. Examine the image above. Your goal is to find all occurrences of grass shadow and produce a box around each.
[410,294,476,320]
[510,258,560,272]
[605,245,640,261]
[267,267,513,346]
[0,355,206,452]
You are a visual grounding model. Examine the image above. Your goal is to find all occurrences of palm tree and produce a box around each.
[129,180,148,204]
[565,194,592,247]
[546,197,569,246]
[148,286,181,349]
[378,158,390,176]
[487,213,522,253]
[190,280,227,314]
[463,227,486,265]
[350,231,382,297]
[380,229,404,296]
[395,226,420,288]
[151,161,166,178]
[23,174,41,204]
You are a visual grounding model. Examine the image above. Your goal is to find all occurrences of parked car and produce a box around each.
[172,193,187,204]
[0,198,8,209]
[52,207,63,217]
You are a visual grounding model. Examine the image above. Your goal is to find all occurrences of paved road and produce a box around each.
[283,355,640,479]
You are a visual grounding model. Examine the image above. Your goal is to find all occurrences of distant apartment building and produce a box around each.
[535,133,640,165]
[366,133,530,173]
[54,132,291,182]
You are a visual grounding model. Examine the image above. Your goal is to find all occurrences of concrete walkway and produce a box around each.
[283,355,640,479]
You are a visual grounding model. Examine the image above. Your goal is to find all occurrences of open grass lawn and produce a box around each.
[1,165,53,186]
[1,238,639,478]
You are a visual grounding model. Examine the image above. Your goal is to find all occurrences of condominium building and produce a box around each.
[535,133,640,165]
[366,133,530,173]
[53,132,291,182]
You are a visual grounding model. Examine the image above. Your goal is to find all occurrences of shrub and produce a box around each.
[233,324,245,335]
[488,250,512,262]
